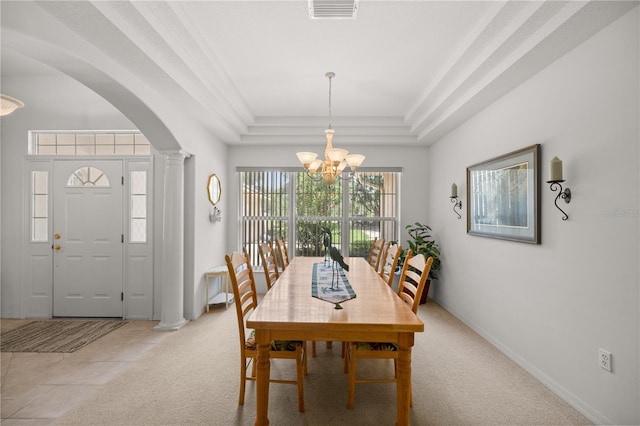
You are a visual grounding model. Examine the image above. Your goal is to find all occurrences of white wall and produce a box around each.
[0,63,228,322]
[227,144,430,293]
[426,9,639,425]
[181,136,229,320]
[0,71,136,317]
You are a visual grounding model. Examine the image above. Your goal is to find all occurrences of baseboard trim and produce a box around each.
[433,298,614,425]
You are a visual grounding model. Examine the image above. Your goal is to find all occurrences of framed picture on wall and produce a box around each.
[466,144,541,244]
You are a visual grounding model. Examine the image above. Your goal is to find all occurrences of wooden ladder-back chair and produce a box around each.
[344,250,433,408]
[225,251,307,412]
[258,241,280,291]
[380,243,402,288]
[275,237,289,271]
[367,238,385,273]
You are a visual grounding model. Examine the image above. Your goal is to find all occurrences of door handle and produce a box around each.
[54,244,61,251]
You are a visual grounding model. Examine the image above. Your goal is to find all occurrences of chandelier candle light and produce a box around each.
[296,72,365,185]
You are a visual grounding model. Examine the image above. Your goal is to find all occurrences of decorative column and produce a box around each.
[154,150,190,331]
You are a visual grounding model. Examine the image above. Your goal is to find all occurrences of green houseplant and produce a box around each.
[399,222,441,304]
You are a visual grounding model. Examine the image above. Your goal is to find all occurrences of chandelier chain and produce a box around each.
[328,74,332,130]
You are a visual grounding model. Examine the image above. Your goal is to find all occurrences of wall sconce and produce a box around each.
[209,206,222,223]
[547,156,571,220]
[450,183,463,219]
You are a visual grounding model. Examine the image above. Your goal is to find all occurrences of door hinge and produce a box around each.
[121,176,124,185]
[121,292,124,301]
[121,234,124,243]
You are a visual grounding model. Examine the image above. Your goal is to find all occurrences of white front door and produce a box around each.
[53,160,123,317]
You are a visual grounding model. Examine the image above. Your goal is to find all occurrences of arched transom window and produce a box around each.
[67,167,110,187]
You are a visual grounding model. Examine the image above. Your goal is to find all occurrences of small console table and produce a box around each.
[204,265,234,312]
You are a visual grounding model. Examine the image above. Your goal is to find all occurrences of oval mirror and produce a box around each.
[207,174,221,205]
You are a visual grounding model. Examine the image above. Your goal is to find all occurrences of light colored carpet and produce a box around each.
[1,320,128,353]
[54,302,590,425]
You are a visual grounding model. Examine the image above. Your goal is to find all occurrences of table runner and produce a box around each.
[311,262,356,306]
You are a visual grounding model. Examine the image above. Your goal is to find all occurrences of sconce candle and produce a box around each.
[450,183,462,219]
[549,156,563,181]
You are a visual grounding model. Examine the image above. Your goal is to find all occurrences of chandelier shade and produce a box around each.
[0,94,25,116]
[296,72,365,185]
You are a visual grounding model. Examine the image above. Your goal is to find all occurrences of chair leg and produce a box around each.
[251,356,257,377]
[239,355,247,405]
[311,341,316,357]
[347,343,357,408]
[296,345,305,412]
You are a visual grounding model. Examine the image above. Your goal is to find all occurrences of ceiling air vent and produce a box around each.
[309,0,359,20]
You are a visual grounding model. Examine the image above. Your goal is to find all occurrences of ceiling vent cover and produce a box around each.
[309,0,359,20]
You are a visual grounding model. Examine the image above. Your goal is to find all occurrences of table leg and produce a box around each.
[396,333,414,426]
[255,329,271,425]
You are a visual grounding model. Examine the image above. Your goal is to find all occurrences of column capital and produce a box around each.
[160,150,192,161]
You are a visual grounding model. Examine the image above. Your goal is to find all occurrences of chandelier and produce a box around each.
[0,94,25,116]
[296,72,365,185]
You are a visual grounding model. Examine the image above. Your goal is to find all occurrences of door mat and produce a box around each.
[1,319,128,353]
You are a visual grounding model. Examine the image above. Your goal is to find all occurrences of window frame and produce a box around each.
[238,168,401,269]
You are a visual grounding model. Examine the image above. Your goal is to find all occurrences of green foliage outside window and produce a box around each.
[240,170,398,265]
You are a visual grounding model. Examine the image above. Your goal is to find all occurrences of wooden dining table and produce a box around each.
[246,256,424,425]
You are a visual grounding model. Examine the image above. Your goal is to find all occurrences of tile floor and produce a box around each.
[1,319,171,425]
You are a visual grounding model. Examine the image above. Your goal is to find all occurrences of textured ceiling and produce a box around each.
[1,1,636,146]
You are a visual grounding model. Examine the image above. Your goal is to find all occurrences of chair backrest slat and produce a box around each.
[380,243,402,287]
[275,237,289,271]
[367,238,385,272]
[226,251,259,347]
[397,250,433,313]
[258,240,280,290]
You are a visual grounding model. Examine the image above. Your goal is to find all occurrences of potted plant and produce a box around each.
[399,222,441,304]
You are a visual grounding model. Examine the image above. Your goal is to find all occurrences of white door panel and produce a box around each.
[53,160,123,317]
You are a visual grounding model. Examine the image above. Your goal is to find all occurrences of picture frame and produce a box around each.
[466,144,540,244]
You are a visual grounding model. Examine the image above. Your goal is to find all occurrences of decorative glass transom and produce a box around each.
[67,167,110,187]
[30,131,151,156]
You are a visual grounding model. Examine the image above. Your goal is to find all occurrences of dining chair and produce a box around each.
[367,238,385,273]
[275,237,289,271]
[225,251,307,412]
[344,250,433,408]
[379,243,402,288]
[258,241,280,291]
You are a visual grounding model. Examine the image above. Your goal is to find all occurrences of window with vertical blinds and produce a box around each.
[239,168,400,269]
[240,171,291,267]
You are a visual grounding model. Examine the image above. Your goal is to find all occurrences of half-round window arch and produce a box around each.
[67,167,110,187]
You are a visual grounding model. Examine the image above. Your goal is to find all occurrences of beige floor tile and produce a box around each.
[9,384,99,419]
[1,352,14,381]
[1,384,57,419]
[1,353,65,389]
[40,360,129,385]
[1,319,166,422]
[0,419,57,426]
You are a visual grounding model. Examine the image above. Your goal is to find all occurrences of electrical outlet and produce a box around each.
[599,348,612,372]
